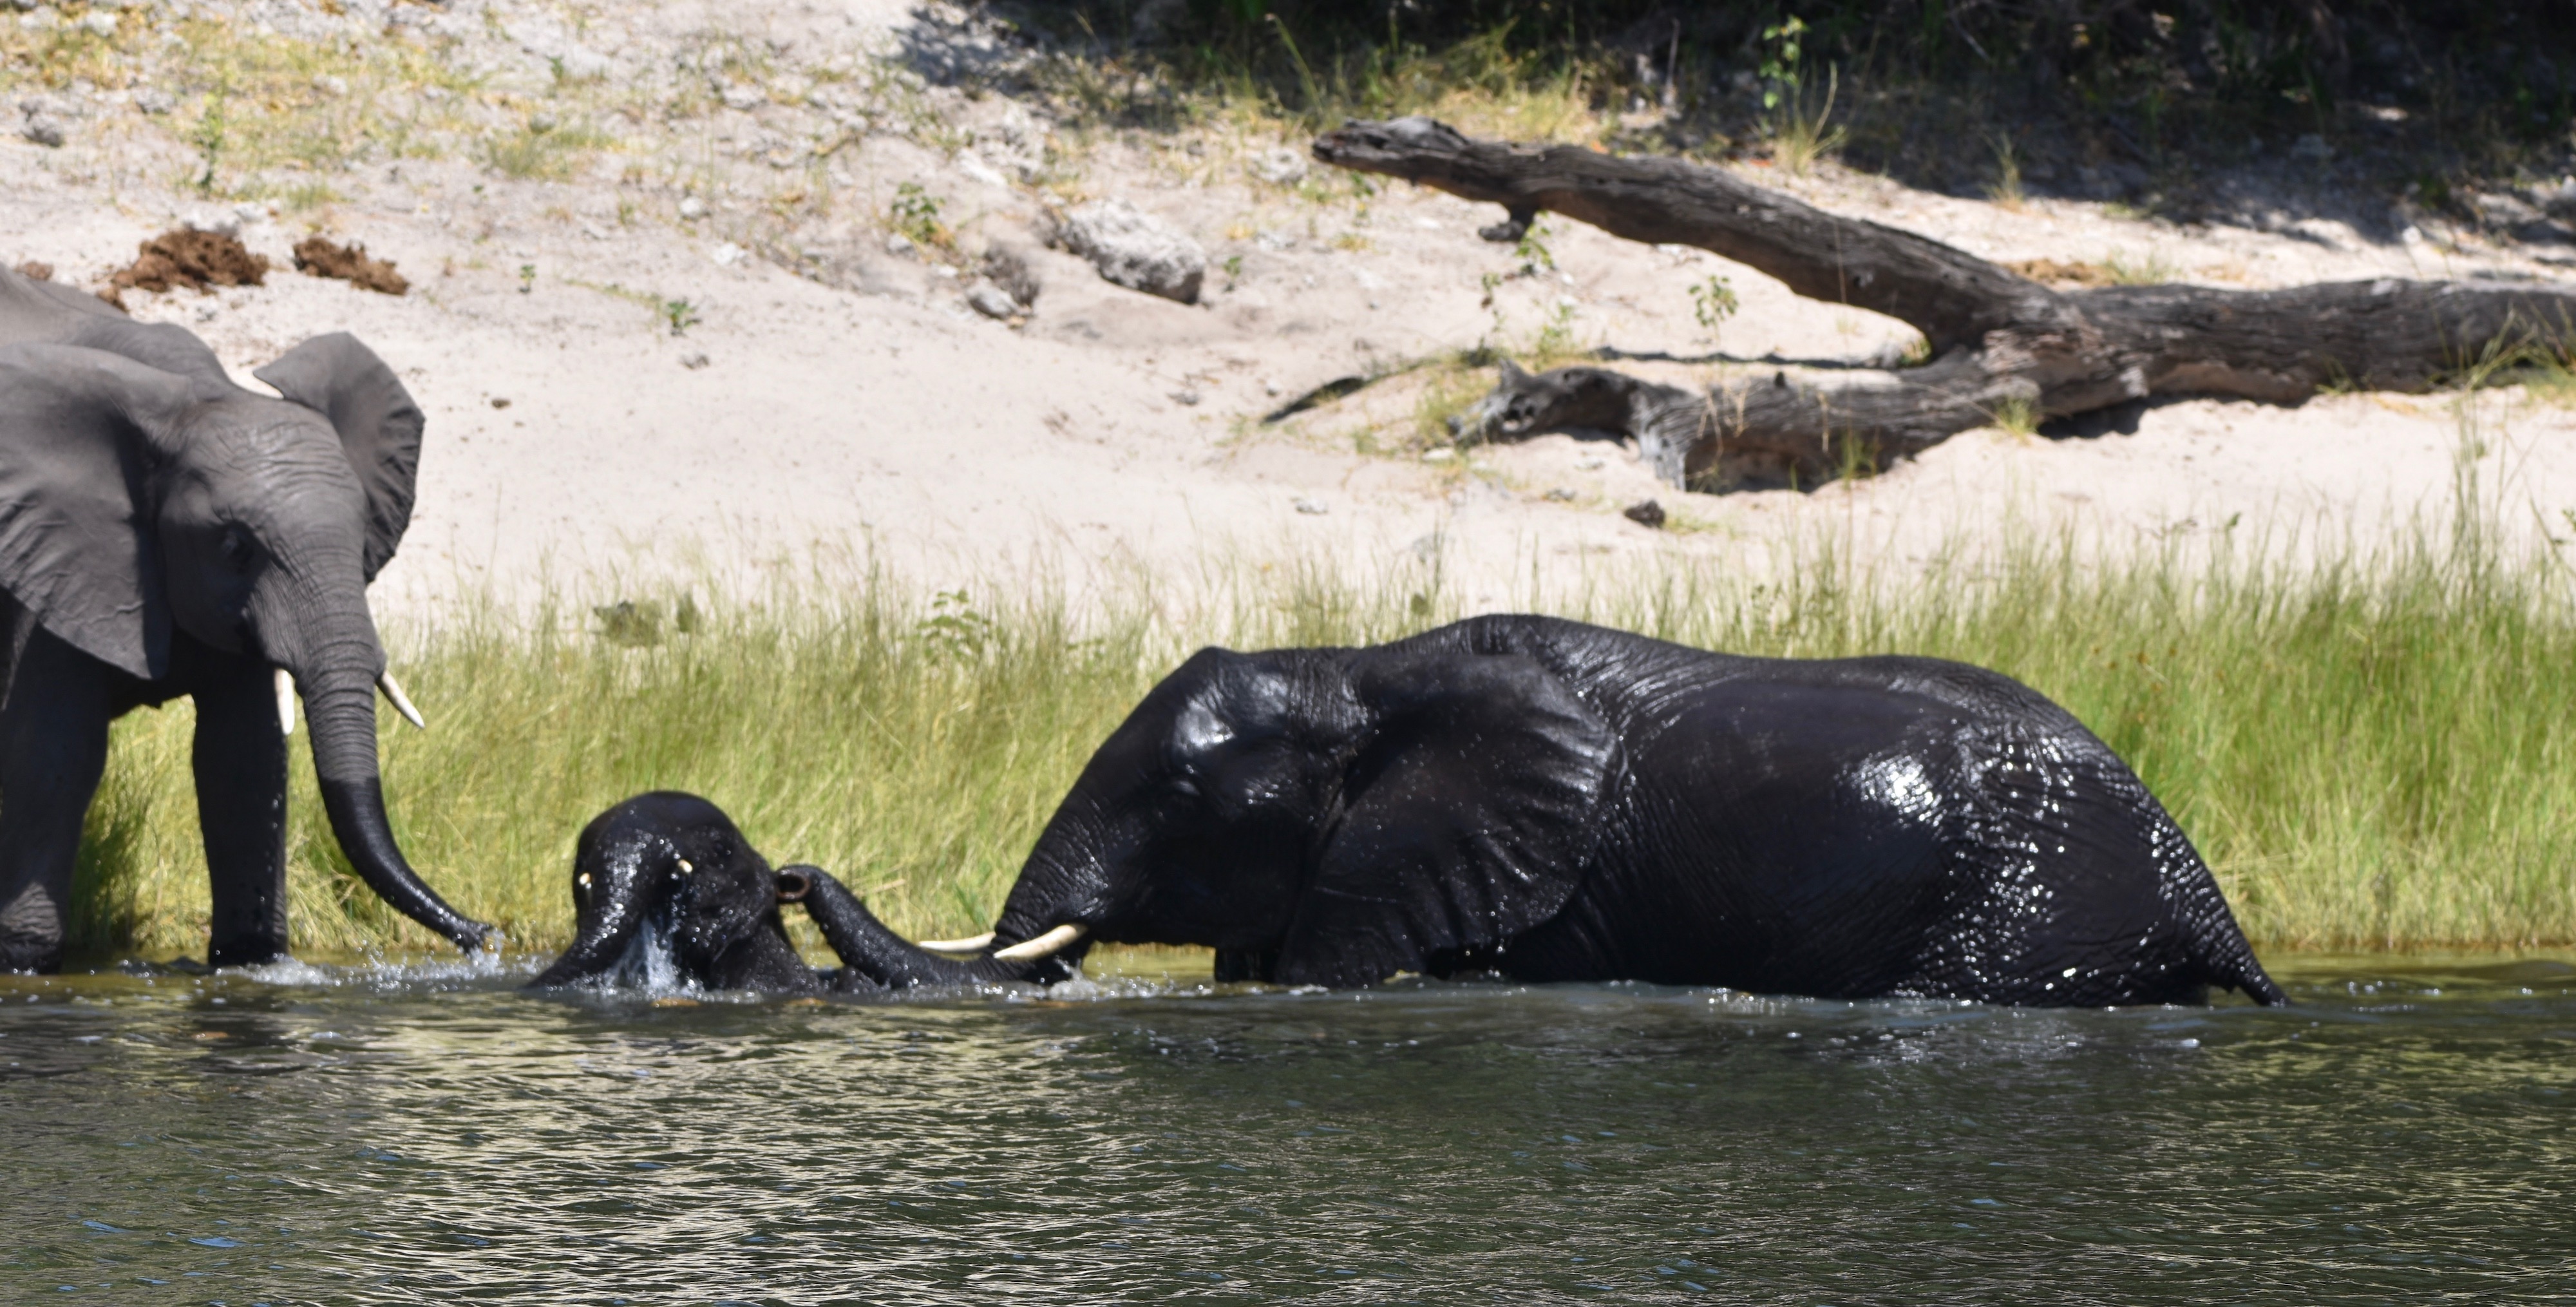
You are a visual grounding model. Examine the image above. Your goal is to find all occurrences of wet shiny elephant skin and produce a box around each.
[862,615,2285,1006]
[0,266,489,971]
[527,792,1059,994]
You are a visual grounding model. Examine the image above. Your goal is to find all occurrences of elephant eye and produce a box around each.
[218,524,256,572]
[1168,774,1202,801]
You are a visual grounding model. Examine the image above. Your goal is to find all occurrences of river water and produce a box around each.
[3,953,2570,1304]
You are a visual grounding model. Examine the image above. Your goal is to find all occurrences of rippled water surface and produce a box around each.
[4,954,2572,1304]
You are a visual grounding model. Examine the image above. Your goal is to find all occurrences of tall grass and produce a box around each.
[67,482,2576,963]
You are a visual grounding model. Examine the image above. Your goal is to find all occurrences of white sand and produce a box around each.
[8,0,2575,624]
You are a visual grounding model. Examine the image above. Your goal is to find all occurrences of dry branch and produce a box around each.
[1313,117,2576,489]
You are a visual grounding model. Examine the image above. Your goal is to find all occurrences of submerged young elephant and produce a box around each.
[528,792,1039,993]
[840,615,2286,1006]
[0,266,489,971]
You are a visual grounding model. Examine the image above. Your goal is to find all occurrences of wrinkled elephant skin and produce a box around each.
[0,265,489,971]
[837,615,2287,1007]
[527,792,1054,994]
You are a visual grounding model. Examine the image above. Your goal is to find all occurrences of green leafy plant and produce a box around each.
[1757,16,1845,173]
[661,298,701,336]
[914,589,998,663]
[1532,296,1584,363]
[1690,275,1740,338]
[889,182,951,249]
[1512,220,1554,276]
[1756,16,1808,114]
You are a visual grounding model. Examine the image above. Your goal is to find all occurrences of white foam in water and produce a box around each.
[598,922,699,1000]
[218,950,531,991]
[232,957,338,987]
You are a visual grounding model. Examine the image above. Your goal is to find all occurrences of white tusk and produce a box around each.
[377,671,426,730]
[914,932,995,954]
[273,668,296,737]
[991,923,1086,963]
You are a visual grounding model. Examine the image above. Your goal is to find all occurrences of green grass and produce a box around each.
[65,475,2576,964]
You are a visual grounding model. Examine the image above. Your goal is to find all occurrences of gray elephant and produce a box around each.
[794,615,2282,1006]
[0,265,491,971]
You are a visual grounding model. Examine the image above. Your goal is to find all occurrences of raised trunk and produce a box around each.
[1312,117,2576,489]
[299,655,492,953]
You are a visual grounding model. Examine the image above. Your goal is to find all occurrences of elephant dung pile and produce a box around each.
[101,227,269,308]
[292,237,410,297]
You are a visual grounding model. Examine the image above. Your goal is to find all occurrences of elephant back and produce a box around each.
[0,264,232,397]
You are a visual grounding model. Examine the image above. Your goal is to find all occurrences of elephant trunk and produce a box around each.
[295,640,493,955]
[791,867,1075,987]
[984,835,1111,968]
[527,890,650,987]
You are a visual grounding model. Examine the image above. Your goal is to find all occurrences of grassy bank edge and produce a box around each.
[65,459,2576,965]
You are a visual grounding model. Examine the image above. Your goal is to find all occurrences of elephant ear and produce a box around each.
[0,344,198,678]
[1275,649,1616,987]
[253,332,422,579]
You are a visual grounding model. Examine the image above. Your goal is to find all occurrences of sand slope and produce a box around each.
[6,0,2575,622]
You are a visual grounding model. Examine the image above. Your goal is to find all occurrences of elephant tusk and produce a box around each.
[914,932,995,954]
[273,668,296,737]
[991,924,1086,963]
[377,671,426,730]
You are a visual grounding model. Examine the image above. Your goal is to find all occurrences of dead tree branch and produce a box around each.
[1313,117,2576,489]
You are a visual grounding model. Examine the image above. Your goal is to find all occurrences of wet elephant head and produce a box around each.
[531,792,816,990]
[957,644,1616,986]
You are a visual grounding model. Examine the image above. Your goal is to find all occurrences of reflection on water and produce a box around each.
[3,954,2572,1304]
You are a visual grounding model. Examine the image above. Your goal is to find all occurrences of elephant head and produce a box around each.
[0,328,487,951]
[531,792,819,991]
[958,644,1619,987]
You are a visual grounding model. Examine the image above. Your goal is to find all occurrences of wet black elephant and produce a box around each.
[0,265,491,971]
[549,616,2284,1006]
[528,792,1040,993]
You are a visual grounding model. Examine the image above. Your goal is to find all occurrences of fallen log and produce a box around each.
[1312,117,2576,489]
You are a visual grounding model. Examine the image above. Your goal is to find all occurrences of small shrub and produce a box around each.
[1690,275,1739,340]
[889,182,951,249]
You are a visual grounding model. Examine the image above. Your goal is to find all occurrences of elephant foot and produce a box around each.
[207,938,292,969]
[0,895,66,974]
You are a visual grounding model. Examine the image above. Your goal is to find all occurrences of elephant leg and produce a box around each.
[0,633,113,973]
[192,655,291,968]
